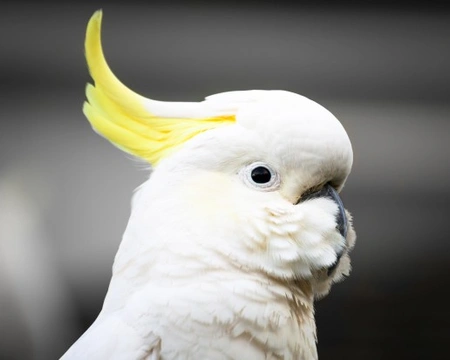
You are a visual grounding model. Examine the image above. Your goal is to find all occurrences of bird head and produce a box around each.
[84,11,354,287]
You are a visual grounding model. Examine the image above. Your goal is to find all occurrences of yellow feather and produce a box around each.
[84,10,235,165]
[85,84,165,141]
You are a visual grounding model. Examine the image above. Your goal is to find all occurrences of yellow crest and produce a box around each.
[84,10,235,165]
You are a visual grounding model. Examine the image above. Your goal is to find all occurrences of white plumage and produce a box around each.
[61,11,356,360]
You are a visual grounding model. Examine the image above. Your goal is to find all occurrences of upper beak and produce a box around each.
[299,183,348,239]
[299,184,348,275]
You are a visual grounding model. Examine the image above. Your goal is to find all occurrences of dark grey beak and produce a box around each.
[300,184,348,274]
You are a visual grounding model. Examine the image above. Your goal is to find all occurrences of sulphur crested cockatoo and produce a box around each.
[61,10,356,360]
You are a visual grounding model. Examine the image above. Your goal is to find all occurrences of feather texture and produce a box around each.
[84,10,235,165]
[63,10,356,360]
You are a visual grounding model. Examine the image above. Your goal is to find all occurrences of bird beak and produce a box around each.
[300,184,348,239]
[299,184,348,275]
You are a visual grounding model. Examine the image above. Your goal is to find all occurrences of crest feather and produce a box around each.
[84,10,235,165]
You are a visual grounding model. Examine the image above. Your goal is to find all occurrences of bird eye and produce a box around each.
[240,162,280,191]
[251,166,272,184]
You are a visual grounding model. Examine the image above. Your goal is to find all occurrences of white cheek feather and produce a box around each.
[97,169,349,359]
[94,170,335,359]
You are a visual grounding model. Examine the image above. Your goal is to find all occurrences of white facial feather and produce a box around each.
[63,90,355,360]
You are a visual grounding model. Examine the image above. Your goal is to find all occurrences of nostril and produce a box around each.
[298,185,329,203]
[295,184,326,205]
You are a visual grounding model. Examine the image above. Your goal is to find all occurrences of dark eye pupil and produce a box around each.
[251,166,272,184]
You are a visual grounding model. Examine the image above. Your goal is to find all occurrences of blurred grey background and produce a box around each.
[1,1,449,359]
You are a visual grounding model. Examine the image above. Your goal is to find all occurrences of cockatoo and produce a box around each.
[62,10,356,360]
